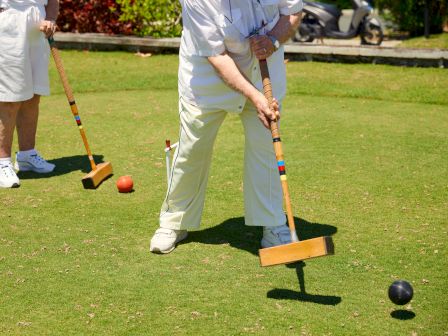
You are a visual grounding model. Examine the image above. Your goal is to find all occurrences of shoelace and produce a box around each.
[28,154,46,166]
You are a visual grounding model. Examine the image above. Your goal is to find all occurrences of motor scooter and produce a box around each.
[294,0,383,45]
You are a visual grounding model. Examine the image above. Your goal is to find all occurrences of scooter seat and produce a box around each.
[304,1,342,18]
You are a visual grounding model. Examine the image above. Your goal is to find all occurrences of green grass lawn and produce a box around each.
[1,52,447,335]
[398,32,448,50]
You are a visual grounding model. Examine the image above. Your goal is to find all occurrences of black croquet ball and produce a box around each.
[388,280,413,305]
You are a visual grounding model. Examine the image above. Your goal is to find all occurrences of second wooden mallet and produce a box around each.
[258,59,334,267]
[49,38,113,189]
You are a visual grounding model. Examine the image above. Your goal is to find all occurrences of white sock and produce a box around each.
[0,157,12,164]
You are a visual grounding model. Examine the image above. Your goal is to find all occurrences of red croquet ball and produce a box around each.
[116,175,133,193]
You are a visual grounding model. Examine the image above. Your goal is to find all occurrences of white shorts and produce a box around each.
[0,3,50,102]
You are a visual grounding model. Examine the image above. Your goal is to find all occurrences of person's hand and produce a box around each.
[39,20,57,38]
[252,92,280,129]
[249,35,275,60]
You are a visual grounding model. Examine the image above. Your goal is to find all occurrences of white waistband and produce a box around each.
[1,1,46,9]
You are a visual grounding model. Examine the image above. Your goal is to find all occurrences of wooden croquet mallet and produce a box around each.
[48,37,113,189]
[258,59,334,266]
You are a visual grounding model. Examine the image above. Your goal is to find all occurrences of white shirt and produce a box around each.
[178,0,303,112]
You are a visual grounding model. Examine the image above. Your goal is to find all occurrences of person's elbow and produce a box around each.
[291,12,302,31]
[207,50,227,64]
[207,51,228,66]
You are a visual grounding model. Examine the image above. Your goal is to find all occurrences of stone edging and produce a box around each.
[54,32,448,68]
[284,43,447,68]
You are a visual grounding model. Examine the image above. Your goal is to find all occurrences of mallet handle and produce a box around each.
[48,38,97,171]
[259,60,298,242]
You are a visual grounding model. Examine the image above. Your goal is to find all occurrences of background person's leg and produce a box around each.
[0,102,21,187]
[16,94,40,151]
[14,95,55,173]
[0,102,21,158]
[13,5,54,174]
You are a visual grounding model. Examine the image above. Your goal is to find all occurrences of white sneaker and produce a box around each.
[15,150,55,173]
[261,225,293,248]
[0,161,20,188]
[149,228,188,254]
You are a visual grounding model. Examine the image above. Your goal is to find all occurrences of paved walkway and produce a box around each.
[303,38,402,48]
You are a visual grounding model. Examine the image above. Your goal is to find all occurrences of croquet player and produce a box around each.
[150,0,303,253]
[0,0,59,188]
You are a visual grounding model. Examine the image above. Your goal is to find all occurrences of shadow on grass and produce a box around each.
[17,154,106,180]
[187,216,340,305]
[267,261,342,305]
[187,216,337,256]
[390,310,416,320]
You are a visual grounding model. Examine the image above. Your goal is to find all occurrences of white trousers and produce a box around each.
[159,98,286,230]
[0,3,50,102]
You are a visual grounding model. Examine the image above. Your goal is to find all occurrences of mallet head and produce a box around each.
[259,236,334,267]
[82,162,113,189]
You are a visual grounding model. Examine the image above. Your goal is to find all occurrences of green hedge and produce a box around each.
[375,0,447,36]
[116,0,182,37]
[57,0,446,38]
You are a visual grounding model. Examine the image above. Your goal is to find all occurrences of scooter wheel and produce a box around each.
[293,30,314,43]
[361,25,384,46]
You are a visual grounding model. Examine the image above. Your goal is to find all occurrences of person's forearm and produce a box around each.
[267,13,302,43]
[208,52,278,128]
[207,52,261,104]
[45,0,59,21]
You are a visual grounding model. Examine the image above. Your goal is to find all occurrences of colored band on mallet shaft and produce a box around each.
[74,115,82,126]
[277,160,286,175]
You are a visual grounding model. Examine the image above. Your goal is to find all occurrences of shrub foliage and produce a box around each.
[57,0,134,35]
[116,0,182,37]
[56,0,445,37]
[57,0,181,37]
[375,0,447,36]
